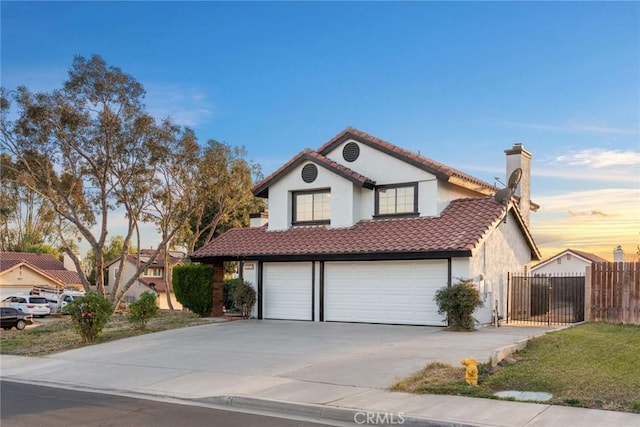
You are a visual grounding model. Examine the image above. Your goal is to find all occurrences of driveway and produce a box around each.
[1,320,556,406]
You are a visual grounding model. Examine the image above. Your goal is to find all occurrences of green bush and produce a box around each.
[232,281,256,318]
[65,292,112,343]
[173,264,214,317]
[224,278,242,310]
[434,278,484,331]
[128,291,159,329]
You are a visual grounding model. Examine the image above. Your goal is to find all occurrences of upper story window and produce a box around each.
[293,189,331,225]
[375,183,418,217]
[143,267,163,277]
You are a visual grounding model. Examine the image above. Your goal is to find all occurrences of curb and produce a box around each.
[2,378,481,427]
[195,395,483,427]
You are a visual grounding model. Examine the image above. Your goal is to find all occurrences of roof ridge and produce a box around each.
[316,128,496,193]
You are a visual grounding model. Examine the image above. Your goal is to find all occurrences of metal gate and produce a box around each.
[507,273,585,325]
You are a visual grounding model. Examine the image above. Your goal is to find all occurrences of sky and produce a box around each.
[1,1,639,262]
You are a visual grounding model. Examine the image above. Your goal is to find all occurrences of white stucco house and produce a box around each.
[531,249,607,276]
[192,128,541,326]
[105,250,184,310]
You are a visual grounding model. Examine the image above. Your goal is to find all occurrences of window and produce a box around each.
[143,268,163,277]
[375,183,418,216]
[293,190,331,224]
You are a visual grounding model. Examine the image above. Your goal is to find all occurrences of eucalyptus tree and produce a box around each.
[0,55,198,309]
[185,140,263,253]
[0,152,57,251]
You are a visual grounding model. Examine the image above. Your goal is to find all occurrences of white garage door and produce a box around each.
[263,262,313,320]
[325,260,448,326]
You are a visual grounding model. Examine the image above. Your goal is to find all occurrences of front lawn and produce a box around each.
[391,323,640,413]
[0,310,214,356]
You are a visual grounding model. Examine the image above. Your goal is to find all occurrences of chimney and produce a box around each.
[613,245,625,262]
[63,252,79,272]
[505,143,532,226]
[249,211,268,227]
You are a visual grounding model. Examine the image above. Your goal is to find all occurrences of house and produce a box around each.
[531,249,607,276]
[0,252,83,299]
[192,127,541,326]
[104,250,185,310]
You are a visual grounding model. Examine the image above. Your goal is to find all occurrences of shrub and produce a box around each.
[173,264,214,317]
[434,278,484,331]
[232,281,256,318]
[224,278,242,310]
[128,291,159,329]
[65,292,112,343]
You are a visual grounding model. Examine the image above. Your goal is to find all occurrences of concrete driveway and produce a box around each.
[1,320,556,406]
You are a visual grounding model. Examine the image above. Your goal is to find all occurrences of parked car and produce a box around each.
[0,307,33,330]
[2,295,51,317]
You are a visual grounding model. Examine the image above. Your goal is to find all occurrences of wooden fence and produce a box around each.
[588,262,640,325]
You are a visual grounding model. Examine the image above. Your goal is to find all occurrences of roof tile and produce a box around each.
[192,197,506,259]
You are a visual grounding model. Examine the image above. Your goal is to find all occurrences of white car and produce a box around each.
[2,295,51,317]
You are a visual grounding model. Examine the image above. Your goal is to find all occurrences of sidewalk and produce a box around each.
[1,321,638,427]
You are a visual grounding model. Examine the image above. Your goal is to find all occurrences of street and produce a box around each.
[0,381,349,427]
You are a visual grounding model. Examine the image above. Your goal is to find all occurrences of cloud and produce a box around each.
[567,210,612,217]
[555,148,640,168]
[144,84,215,128]
[500,120,639,136]
[531,188,640,260]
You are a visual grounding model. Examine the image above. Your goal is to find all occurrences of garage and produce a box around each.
[263,262,313,320]
[324,260,448,326]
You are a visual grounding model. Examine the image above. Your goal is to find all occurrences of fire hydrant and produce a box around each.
[461,357,479,386]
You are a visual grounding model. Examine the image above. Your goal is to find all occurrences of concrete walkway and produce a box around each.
[1,320,638,426]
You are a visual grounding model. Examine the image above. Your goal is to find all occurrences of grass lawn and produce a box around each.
[391,323,640,413]
[0,310,215,356]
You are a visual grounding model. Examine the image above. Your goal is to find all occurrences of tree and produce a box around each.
[84,235,128,286]
[0,152,59,251]
[184,140,263,253]
[0,55,201,310]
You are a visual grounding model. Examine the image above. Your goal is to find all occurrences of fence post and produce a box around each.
[585,266,592,322]
[506,272,510,324]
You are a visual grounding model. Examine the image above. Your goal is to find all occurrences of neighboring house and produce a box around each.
[531,249,607,276]
[105,250,185,310]
[0,252,83,299]
[192,127,541,326]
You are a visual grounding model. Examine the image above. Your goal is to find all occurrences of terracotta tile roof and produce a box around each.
[192,197,508,260]
[253,149,375,198]
[0,252,66,271]
[0,252,82,286]
[45,270,83,286]
[317,127,497,194]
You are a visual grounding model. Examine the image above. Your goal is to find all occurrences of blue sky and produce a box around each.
[2,1,639,260]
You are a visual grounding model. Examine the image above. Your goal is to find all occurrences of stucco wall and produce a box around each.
[531,255,590,275]
[0,266,58,288]
[437,181,487,215]
[268,161,357,230]
[469,211,532,324]
[267,138,490,230]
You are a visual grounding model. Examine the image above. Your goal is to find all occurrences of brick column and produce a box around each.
[211,262,224,317]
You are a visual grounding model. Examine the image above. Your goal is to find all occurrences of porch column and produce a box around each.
[211,261,224,317]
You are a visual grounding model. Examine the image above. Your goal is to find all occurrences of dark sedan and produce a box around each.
[0,307,33,330]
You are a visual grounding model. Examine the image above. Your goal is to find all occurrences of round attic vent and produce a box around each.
[301,163,318,183]
[342,142,360,162]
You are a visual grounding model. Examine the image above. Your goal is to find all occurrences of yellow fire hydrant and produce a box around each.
[461,358,479,386]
